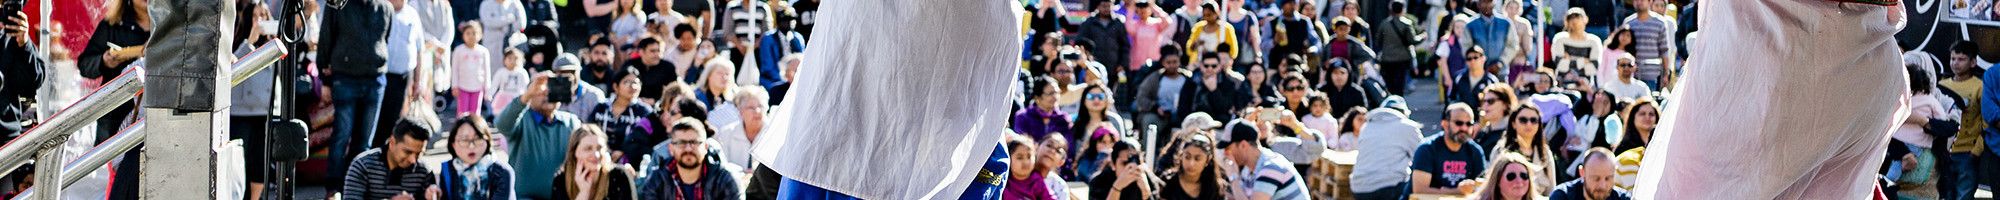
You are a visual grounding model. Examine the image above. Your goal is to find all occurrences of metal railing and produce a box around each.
[0,42,287,200]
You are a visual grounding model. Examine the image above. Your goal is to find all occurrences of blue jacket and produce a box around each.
[1985,63,2000,155]
[1466,15,1511,61]
[756,31,807,89]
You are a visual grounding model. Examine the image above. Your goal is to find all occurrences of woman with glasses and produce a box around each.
[1471,153,1546,200]
[1475,84,1520,151]
[1161,136,1229,200]
[1070,83,1131,141]
[440,115,518,200]
[1492,104,1558,193]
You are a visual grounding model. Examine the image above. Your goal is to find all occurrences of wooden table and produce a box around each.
[1313,151,1360,200]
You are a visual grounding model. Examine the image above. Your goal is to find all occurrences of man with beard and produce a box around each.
[640,117,743,200]
[1411,103,1487,195]
[628,37,677,103]
[1548,148,1631,200]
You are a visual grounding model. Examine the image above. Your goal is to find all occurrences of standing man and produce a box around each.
[321,0,397,183]
[1371,0,1419,95]
[1548,148,1632,200]
[1411,103,1487,195]
[1079,0,1133,69]
[1462,0,1509,66]
[1621,0,1674,88]
[341,119,441,200]
[1218,120,1313,200]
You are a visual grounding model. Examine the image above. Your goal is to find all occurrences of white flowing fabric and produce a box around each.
[750,0,1023,199]
[1635,1,1907,199]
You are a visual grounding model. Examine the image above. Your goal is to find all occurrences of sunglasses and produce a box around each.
[1449,120,1476,127]
[1480,97,1501,104]
[1515,117,1540,123]
[1086,93,1109,100]
[1618,62,1636,68]
[1504,172,1530,181]
[669,139,703,146]
[1285,85,1308,91]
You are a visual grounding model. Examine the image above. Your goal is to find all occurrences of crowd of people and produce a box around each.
[0,0,1995,199]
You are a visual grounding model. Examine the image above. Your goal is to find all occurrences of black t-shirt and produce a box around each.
[629,59,679,100]
[1089,170,1148,200]
[1413,134,1487,190]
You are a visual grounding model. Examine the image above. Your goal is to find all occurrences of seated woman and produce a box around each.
[440,115,517,199]
[554,125,638,200]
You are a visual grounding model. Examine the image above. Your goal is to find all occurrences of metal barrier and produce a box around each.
[0,42,287,200]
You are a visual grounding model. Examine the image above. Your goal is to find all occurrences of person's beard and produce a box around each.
[676,153,702,170]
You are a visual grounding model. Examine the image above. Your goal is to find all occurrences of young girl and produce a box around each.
[1300,93,1342,148]
[1001,134,1052,200]
[453,22,492,116]
[440,115,517,200]
[490,49,529,112]
[1890,57,1950,200]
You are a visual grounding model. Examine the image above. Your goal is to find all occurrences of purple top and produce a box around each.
[1012,106,1072,139]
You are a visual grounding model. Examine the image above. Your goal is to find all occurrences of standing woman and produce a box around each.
[1184,0,1240,60]
[554,125,639,200]
[441,115,518,200]
[606,0,648,45]
[588,67,659,164]
[79,0,151,198]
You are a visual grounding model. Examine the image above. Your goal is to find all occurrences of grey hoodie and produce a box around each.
[1351,107,1425,192]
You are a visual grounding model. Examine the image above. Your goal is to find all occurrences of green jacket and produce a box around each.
[496,97,578,199]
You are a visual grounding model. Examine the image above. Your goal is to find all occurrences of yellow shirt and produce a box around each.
[1941,77,1985,154]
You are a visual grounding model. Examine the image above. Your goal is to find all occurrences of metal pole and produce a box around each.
[31,138,61,200]
[54,121,144,189]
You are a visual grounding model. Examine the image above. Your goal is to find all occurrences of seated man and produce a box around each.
[1218,119,1313,200]
[1411,103,1488,195]
[1549,148,1632,200]
[342,118,439,200]
[641,117,744,200]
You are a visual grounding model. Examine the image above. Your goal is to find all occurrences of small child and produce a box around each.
[453,21,492,116]
[1300,93,1343,149]
[489,49,529,111]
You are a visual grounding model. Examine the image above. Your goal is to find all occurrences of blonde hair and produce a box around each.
[557,125,614,200]
[1474,152,1544,200]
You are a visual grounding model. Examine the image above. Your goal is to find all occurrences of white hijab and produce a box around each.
[750,0,1024,199]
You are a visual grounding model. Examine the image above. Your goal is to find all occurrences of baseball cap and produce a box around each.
[1381,95,1409,115]
[1566,8,1587,19]
[1216,119,1260,146]
[1181,112,1223,131]
[553,53,582,71]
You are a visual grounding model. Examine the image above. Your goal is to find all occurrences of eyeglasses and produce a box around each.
[668,139,703,146]
[1448,120,1476,127]
[1086,93,1109,100]
[1056,68,1076,74]
[1504,172,1530,181]
[1480,97,1501,104]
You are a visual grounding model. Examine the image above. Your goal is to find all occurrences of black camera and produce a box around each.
[547,75,576,104]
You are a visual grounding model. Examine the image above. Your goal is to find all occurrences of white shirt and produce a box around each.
[752,0,1022,199]
[1601,78,1651,101]
[489,66,529,109]
[714,120,756,168]
[387,6,425,74]
[480,0,526,69]
[453,45,492,91]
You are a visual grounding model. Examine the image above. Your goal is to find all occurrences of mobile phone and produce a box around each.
[1258,109,1280,122]
[547,76,576,103]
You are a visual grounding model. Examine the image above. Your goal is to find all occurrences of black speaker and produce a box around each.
[268,119,309,162]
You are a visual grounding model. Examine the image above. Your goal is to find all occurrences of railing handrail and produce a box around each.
[0,67,145,176]
[0,42,287,199]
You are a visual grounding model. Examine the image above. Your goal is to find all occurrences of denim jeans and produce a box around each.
[327,74,384,181]
[1948,153,1976,200]
[1353,181,1410,200]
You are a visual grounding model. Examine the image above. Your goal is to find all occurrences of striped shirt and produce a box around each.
[343,148,438,200]
[1624,14,1675,82]
[1238,148,1311,200]
[721,0,770,37]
